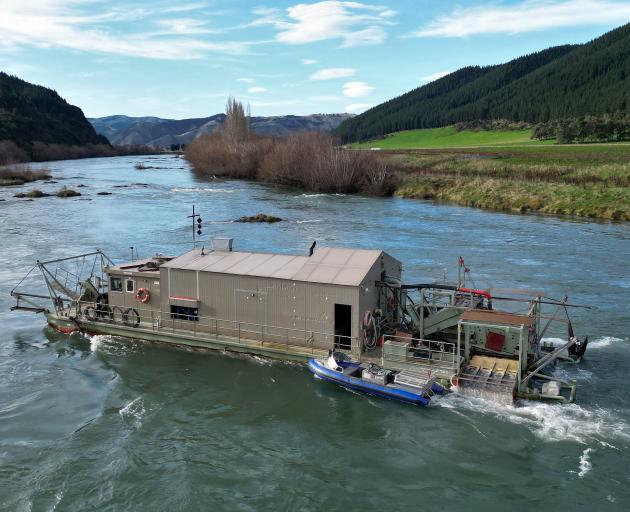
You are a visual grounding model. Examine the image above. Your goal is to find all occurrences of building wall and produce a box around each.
[160,267,360,351]
[106,272,161,321]
[105,251,402,353]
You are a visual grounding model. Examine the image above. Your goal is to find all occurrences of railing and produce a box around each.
[69,301,360,357]
[382,334,458,369]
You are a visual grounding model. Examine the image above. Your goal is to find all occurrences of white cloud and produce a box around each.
[343,81,374,97]
[412,0,630,37]
[160,3,212,14]
[256,1,395,47]
[341,26,387,47]
[248,86,267,93]
[237,77,255,83]
[302,58,318,65]
[345,103,372,114]
[310,67,355,80]
[420,70,452,83]
[0,0,252,59]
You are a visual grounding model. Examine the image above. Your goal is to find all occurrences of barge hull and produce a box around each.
[46,313,329,363]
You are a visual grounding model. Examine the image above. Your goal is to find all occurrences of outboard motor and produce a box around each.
[326,350,343,372]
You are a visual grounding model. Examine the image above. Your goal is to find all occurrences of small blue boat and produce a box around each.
[308,353,444,406]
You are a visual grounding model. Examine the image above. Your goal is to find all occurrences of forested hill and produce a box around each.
[336,23,630,143]
[0,72,108,149]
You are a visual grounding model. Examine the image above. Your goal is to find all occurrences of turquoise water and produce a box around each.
[1,155,629,511]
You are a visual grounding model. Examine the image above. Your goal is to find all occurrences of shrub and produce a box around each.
[236,213,282,223]
[56,187,81,197]
[14,189,50,198]
[0,141,29,165]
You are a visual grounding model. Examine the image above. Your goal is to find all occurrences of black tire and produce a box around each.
[84,306,97,321]
[96,304,112,320]
[111,306,124,324]
[122,308,140,328]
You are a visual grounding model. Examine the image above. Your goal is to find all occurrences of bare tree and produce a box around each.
[223,97,250,146]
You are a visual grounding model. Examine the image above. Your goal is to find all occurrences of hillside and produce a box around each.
[90,113,353,147]
[0,72,108,149]
[337,23,630,143]
[353,126,550,149]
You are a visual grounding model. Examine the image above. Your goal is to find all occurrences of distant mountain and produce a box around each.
[336,23,630,143]
[0,72,108,149]
[89,113,353,147]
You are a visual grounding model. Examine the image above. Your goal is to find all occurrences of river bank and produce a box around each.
[391,145,630,221]
[186,135,629,221]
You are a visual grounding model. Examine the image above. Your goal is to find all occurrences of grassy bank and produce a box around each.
[0,167,51,186]
[390,144,630,220]
[352,126,550,149]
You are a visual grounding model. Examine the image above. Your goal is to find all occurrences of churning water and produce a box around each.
[1,155,629,511]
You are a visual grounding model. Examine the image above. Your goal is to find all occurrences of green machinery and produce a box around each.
[371,262,590,403]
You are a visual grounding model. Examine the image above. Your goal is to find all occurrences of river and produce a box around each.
[1,155,629,511]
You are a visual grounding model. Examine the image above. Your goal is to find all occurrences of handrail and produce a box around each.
[69,300,360,355]
[382,334,458,368]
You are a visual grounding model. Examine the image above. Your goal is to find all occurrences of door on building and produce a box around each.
[334,304,352,350]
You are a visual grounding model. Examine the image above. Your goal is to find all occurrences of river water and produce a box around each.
[0,155,629,511]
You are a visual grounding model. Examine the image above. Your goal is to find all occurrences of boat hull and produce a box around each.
[308,358,431,406]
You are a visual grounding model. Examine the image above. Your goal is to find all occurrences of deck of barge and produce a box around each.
[48,311,460,379]
[48,312,335,363]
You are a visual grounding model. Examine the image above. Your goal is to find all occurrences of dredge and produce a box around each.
[11,237,590,405]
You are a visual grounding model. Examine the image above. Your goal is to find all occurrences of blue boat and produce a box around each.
[308,353,444,406]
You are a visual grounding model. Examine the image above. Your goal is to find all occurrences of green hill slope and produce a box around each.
[0,72,109,150]
[337,23,630,143]
[353,126,552,149]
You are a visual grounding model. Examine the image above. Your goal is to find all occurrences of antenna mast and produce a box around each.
[188,205,203,248]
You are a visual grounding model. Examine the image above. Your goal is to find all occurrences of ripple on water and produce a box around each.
[542,335,627,350]
[171,187,236,193]
[578,448,593,478]
[119,397,146,428]
[435,394,630,446]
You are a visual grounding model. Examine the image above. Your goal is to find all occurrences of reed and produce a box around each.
[0,166,51,186]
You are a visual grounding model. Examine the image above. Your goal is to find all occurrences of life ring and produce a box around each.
[136,287,150,304]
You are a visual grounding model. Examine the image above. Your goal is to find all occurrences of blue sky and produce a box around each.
[1,0,629,119]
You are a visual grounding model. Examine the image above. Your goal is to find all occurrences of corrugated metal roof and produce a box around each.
[161,247,390,286]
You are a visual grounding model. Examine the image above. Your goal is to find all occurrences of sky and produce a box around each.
[1,0,629,119]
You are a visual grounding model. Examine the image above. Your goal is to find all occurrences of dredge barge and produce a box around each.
[11,239,589,404]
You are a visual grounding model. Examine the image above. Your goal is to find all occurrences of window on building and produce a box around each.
[170,305,199,321]
[126,279,135,293]
[110,277,122,292]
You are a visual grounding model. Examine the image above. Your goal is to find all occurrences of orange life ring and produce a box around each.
[136,287,150,304]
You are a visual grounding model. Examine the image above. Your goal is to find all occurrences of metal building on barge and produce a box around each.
[12,241,400,361]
